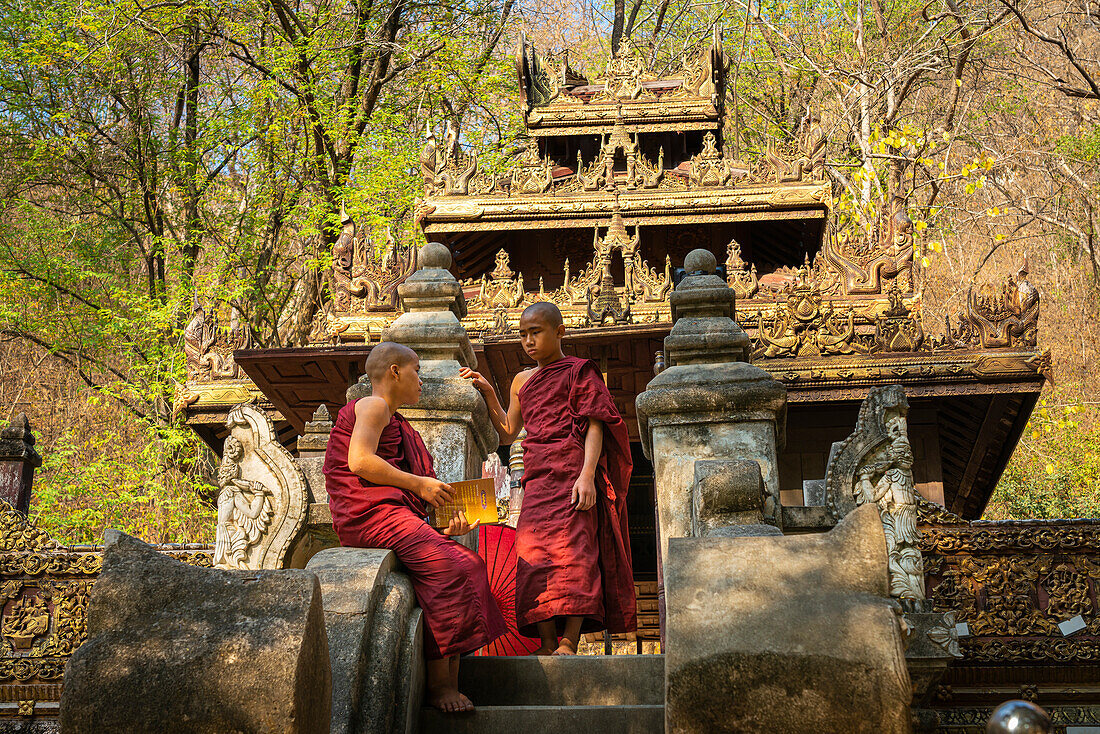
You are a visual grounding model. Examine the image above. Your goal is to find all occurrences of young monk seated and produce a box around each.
[323,342,506,712]
[461,302,636,655]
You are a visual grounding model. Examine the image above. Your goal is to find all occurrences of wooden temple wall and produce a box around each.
[921,514,1100,731]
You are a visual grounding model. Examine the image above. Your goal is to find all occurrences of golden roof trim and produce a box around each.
[421,182,829,225]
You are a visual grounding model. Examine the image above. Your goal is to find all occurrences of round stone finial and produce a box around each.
[420,242,452,270]
[684,248,717,275]
[986,701,1051,734]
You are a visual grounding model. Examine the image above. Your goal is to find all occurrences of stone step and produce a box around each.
[420,704,665,734]
[457,654,664,706]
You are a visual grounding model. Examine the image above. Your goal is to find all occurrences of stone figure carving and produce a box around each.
[824,384,925,601]
[213,403,308,570]
[214,435,273,569]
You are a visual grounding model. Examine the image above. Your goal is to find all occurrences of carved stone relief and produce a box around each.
[214,403,307,570]
[824,384,925,602]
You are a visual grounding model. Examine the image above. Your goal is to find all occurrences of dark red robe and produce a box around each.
[515,355,636,637]
[323,402,507,659]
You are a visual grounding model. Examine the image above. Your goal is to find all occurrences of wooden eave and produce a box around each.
[421,181,830,234]
[233,345,375,435]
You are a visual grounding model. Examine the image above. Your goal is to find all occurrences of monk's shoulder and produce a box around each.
[353,396,392,431]
[570,356,603,381]
[512,368,536,393]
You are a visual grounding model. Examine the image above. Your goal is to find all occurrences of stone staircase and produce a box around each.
[420,654,665,734]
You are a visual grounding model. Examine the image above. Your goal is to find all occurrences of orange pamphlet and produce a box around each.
[427,477,499,529]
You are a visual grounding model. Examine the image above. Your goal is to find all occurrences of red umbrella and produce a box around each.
[475,524,541,656]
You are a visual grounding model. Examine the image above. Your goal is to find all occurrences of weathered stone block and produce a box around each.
[306,547,424,734]
[0,414,41,515]
[60,531,331,734]
[665,504,911,733]
[693,458,777,537]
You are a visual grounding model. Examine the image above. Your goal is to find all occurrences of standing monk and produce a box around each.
[461,302,636,655]
[324,342,506,712]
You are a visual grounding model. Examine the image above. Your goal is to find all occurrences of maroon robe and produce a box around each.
[323,402,506,659]
[515,355,636,637]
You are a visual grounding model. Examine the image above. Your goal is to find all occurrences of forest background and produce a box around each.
[0,0,1097,543]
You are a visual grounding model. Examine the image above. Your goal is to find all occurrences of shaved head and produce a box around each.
[521,302,563,328]
[365,342,418,384]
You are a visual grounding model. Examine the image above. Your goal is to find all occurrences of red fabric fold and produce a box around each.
[515,356,637,637]
[323,402,507,659]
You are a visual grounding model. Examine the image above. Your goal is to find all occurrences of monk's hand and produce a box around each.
[415,477,454,508]
[571,474,597,511]
[444,510,480,536]
[458,367,491,393]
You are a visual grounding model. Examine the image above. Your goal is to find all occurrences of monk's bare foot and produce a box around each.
[429,687,474,713]
[531,645,556,656]
[552,639,577,655]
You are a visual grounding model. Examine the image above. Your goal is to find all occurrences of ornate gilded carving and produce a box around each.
[516,35,568,109]
[577,117,663,191]
[510,139,554,194]
[183,304,254,382]
[420,120,479,196]
[725,238,758,299]
[215,403,307,570]
[522,36,723,133]
[751,272,868,359]
[921,514,1100,664]
[331,212,417,314]
[824,384,925,601]
[0,500,211,712]
[473,250,526,311]
[874,284,925,352]
[763,112,827,183]
[687,132,743,187]
[820,201,914,296]
[947,258,1039,349]
[0,504,55,554]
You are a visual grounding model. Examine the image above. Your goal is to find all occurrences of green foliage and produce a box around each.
[1055,126,1100,164]
[31,422,216,545]
[986,386,1100,520]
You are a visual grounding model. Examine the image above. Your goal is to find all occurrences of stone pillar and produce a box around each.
[0,414,42,515]
[635,249,787,558]
[379,242,498,509]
